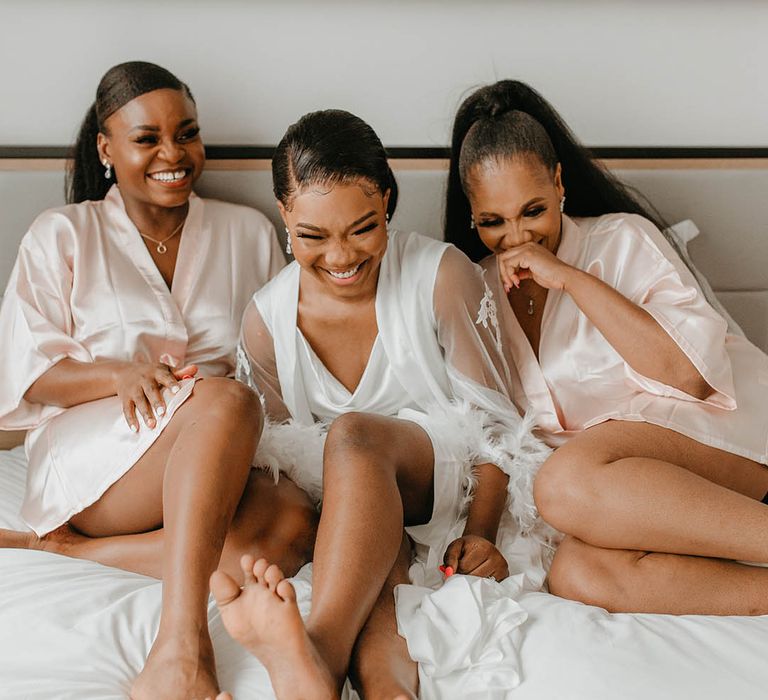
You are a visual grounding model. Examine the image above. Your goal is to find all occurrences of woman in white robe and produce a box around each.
[0,62,315,700]
[208,109,550,700]
[444,79,768,616]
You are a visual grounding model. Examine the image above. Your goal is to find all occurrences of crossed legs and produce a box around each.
[535,420,768,615]
[211,412,435,699]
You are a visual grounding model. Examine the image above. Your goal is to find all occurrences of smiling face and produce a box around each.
[96,87,205,213]
[278,181,390,299]
[466,156,564,255]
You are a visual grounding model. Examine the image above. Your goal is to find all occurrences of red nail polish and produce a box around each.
[439,565,446,573]
[181,374,194,380]
[445,566,455,577]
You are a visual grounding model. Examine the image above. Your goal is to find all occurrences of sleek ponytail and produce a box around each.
[445,80,669,262]
[272,109,398,220]
[66,61,194,204]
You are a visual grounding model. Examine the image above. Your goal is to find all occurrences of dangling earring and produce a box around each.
[470,214,476,229]
[559,195,566,213]
[284,227,292,255]
[103,161,112,180]
[385,212,390,233]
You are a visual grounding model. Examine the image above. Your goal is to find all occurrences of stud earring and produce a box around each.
[470,215,476,229]
[284,227,292,255]
[103,161,112,180]
[560,195,566,213]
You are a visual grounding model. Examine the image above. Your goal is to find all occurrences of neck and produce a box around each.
[122,197,189,238]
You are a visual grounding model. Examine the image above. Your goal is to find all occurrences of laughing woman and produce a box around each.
[0,62,317,700]
[445,79,768,616]
[208,109,549,699]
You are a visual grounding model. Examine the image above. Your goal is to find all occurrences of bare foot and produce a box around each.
[211,555,338,700]
[130,631,219,700]
[0,523,83,554]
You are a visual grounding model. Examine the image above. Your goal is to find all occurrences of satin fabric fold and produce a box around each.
[484,213,768,463]
[0,185,283,533]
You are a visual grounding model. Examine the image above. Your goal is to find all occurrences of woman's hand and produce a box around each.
[442,534,509,581]
[497,242,575,293]
[113,362,198,432]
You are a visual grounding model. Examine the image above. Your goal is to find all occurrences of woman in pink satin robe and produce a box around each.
[444,80,768,616]
[0,62,316,700]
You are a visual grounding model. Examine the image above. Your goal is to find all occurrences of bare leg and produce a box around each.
[534,420,768,561]
[59,377,260,700]
[2,470,317,581]
[549,536,768,615]
[349,533,418,700]
[212,412,434,697]
[534,420,768,614]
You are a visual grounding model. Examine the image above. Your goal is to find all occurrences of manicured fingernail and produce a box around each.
[171,385,180,394]
[445,566,454,577]
[156,406,165,416]
[439,565,446,573]
[130,424,138,433]
[181,374,193,380]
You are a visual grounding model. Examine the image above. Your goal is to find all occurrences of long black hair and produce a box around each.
[445,80,668,262]
[66,61,194,204]
[272,109,398,220]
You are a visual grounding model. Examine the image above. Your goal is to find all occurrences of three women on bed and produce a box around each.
[0,61,320,700]
[441,79,768,617]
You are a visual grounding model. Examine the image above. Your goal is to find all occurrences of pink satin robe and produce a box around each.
[483,213,768,464]
[0,185,284,534]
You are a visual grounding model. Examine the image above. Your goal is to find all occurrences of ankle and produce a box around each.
[306,631,349,690]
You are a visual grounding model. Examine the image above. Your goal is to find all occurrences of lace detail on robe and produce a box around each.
[475,280,503,356]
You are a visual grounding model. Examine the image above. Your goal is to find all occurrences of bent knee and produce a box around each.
[325,411,387,454]
[189,378,263,429]
[533,447,608,531]
[548,537,644,611]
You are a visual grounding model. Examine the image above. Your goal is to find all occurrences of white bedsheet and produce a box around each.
[0,446,766,699]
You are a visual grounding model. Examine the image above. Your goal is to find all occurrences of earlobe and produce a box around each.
[276,200,289,227]
[96,132,109,162]
[554,163,565,198]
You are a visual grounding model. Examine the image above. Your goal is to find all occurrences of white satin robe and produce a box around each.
[238,230,553,575]
[0,185,284,535]
[483,213,768,464]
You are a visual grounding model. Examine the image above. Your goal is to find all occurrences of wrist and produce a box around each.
[462,522,499,542]
[560,265,587,294]
[106,360,129,392]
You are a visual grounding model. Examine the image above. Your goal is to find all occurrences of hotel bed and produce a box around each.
[0,444,766,699]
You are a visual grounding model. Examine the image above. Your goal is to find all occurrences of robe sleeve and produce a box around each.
[433,246,551,531]
[0,225,93,430]
[236,299,291,423]
[595,215,736,409]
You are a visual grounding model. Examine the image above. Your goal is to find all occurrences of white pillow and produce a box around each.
[664,220,745,337]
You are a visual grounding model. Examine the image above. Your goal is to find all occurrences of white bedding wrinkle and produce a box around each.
[1,447,767,699]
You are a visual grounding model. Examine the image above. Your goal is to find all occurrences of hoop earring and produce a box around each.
[103,161,112,180]
[470,215,476,229]
[284,227,292,256]
[559,195,566,213]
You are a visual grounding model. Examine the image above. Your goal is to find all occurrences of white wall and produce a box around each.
[1,0,767,147]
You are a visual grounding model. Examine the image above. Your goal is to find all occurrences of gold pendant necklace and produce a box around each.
[139,217,185,254]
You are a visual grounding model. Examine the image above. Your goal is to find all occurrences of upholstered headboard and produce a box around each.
[3,147,767,351]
